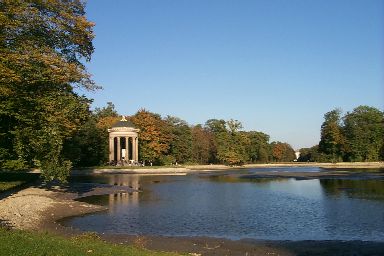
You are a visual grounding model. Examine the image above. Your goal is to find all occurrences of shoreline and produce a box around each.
[1,168,384,255]
[70,162,384,175]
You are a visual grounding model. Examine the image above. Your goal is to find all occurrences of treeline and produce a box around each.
[62,103,296,167]
[299,106,384,162]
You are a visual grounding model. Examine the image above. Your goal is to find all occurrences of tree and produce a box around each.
[191,125,216,164]
[164,116,193,164]
[94,102,119,119]
[227,119,243,134]
[205,119,227,134]
[318,109,344,162]
[342,106,384,161]
[0,0,95,181]
[271,142,296,162]
[242,131,270,163]
[298,145,328,162]
[130,109,171,164]
[205,119,248,165]
[62,103,119,167]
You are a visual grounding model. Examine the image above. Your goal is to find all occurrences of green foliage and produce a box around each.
[164,116,193,164]
[191,124,216,164]
[0,181,24,192]
[343,106,384,161]
[158,155,176,166]
[298,145,328,162]
[319,109,344,162]
[0,228,180,256]
[41,159,72,183]
[318,106,384,162]
[0,172,39,192]
[63,116,108,167]
[1,159,28,171]
[242,131,270,162]
[94,102,119,119]
[0,0,96,181]
[205,119,249,165]
[0,0,96,88]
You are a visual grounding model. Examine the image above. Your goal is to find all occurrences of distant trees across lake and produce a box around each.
[299,106,384,162]
[62,103,296,167]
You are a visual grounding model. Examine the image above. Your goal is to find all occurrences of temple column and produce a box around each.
[116,137,121,162]
[109,136,114,162]
[135,137,139,161]
[125,137,129,162]
[131,137,135,162]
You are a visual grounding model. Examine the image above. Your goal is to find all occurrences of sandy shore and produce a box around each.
[1,168,384,255]
[0,183,137,231]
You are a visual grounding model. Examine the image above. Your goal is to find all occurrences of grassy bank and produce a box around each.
[0,228,181,256]
[0,173,39,192]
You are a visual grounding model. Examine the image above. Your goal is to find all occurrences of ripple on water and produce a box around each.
[65,168,384,241]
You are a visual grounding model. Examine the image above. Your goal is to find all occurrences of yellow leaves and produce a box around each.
[96,116,119,130]
[1,0,96,89]
[0,62,22,84]
[0,86,13,97]
[1,46,87,86]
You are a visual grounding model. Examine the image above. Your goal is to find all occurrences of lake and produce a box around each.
[62,167,384,241]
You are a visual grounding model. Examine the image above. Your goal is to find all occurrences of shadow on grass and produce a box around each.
[0,172,41,200]
[269,240,384,256]
[39,180,137,200]
[0,171,137,204]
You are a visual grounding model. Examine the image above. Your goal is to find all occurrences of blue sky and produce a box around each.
[81,0,384,149]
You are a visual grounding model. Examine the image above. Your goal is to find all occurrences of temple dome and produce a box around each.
[111,116,136,128]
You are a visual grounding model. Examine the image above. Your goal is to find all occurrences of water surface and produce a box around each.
[64,167,384,241]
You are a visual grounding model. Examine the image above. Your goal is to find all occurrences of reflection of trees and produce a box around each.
[205,174,289,184]
[108,174,140,188]
[320,179,384,201]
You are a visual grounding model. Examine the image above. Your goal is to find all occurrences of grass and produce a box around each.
[0,181,25,192]
[0,172,40,192]
[0,228,182,256]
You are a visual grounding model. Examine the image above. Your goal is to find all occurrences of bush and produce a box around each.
[1,159,28,171]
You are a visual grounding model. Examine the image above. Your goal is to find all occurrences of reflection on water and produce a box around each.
[321,179,384,200]
[106,175,140,212]
[65,168,384,241]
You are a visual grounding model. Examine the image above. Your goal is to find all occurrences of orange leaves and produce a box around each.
[271,142,295,162]
[96,116,119,130]
[130,109,171,160]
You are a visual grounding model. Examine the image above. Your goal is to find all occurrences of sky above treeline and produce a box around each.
[82,0,384,149]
